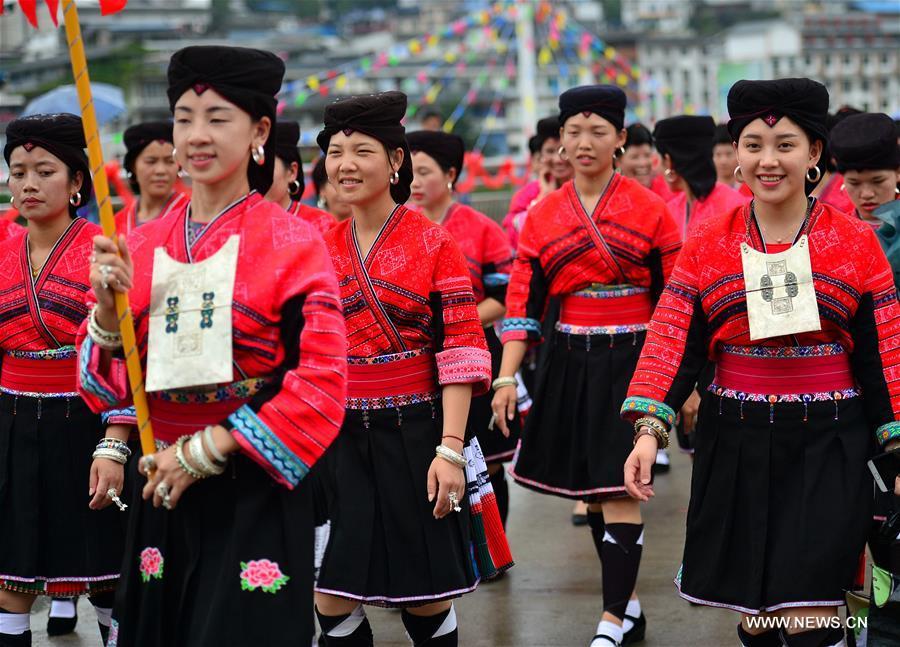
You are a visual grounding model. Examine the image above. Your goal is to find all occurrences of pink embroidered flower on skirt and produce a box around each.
[139,547,164,583]
[240,559,290,594]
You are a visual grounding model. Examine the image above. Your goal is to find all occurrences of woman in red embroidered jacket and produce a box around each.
[622,78,900,647]
[407,129,519,528]
[0,114,126,647]
[492,85,681,647]
[114,121,187,236]
[314,92,491,647]
[265,120,336,235]
[77,46,347,647]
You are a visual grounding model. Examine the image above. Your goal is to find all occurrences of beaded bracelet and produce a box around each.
[92,447,128,465]
[188,433,225,476]
[435,444,468,468]
[175,436,207,480]
[95,437,132,456]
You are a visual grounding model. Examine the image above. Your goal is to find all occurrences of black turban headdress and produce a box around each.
[624,122,653,149]
[5,113,92,216]
[311,157,327,196]
[727,78,829,144]
[166,45,285,195]
[316,91,412,204]
[534,116,561,151]
[713,123,732,146]
[830,113,900,173]
[406,130,466,187]
[273,120,304,196]
[653,115,717,200]
[122,121,174,193]
[558,85,626,131]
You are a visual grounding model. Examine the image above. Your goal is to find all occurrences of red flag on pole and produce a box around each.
[1,0,126,26]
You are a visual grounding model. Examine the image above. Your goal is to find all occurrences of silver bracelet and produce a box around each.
[88,305,123,350]
[435,444,467,468]
[174,436,207,480]
[92,448,128,464]
[189,432,225,476]
[202,425,228,465]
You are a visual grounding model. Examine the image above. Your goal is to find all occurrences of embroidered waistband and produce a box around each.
[1,352,78,396]
[555,322,648,336]
[715,346,854,395]
[719,343,845,358]
[5,346,77,360]
[347,349,438,409]
[572,284,649,299]
[152,376,271,404]
[559,290,653,328]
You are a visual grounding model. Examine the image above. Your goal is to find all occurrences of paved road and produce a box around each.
[31,449,738,646]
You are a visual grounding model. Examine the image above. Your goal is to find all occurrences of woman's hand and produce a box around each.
[427,457,466,519]
[140,444,198,511]
[624,432,659,501]
[88,458,125,510]
[490,385,517,437]
[90,234,133,325]
[680,389,701,436]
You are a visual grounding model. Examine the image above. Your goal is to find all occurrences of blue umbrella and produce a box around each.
[23,83,126,125]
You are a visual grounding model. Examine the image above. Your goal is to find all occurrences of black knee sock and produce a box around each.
[738,624,783,647]
[0,608,30,647]
[400,606,458,646]
[600,523,644,621]
[315,606,373,646]
[489,467,509,527]
[781,627,844,647]
[586,510,605,562]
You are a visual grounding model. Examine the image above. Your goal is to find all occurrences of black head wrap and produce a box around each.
[558,85,626,131]
[274,120,304,196]
[4,113,92,216]
[713,123,732,146]
[406,130,466,187]
[830,113,900,173]
[122,121,174,194]
[653,115,717,200]
[527,134,541,155]
[166,45,285,195]
[535,116,561,151]
[727,78,829,144]
[624,122,653,149]
[316,91,412,204]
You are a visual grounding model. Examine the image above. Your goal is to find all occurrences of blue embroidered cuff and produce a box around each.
[228,405,310,488]
[101,407,137,426]
[483,273,510,287]
[876,421,900,446]
[79,336,119,407]
[620,397,677,427]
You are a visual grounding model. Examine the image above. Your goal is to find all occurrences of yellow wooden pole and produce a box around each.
[61,0,156,457]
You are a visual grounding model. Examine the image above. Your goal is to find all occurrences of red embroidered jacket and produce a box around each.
[441,202,513,305]
[113,192,187,236]
[324,205,491,395]
[77,193,347,488]
[288,200,335,236]
[621,200,900,447]
[667,182,750,239]
[0,217,96,354]
[502,175,682,343]
[0,218,22,241]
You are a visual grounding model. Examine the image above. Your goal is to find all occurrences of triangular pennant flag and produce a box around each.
[98,0,127,15]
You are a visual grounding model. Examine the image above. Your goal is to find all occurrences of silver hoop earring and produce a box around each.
[289,180,301,196]
[446,181,454,193]
[127,171,134,179]
[895,187,899,195]
[805,166,821,183]
[613,146,626,160]
[557,146,568,162]
[664,168,673,179]
[733,165,743,183]
[317,196,327,209]
[389,170,400,185]
[8,196,13,207]
[171,148,177,161]
[251,145,265,166]
[69,191,82,207]
[178,169,188,179]
[840,183,845,191]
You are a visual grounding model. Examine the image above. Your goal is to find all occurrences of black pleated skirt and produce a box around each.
[509,329,645,500]
[675,392,875,613]
[0,393,123,596]
[108,454,314,647]
[469,327,520,463]
[315,401,478,607]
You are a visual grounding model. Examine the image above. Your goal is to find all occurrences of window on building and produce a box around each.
[861,79,869,91]
[842,79,851,92]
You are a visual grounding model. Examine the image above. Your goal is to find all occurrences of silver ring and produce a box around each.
[90,254,97,263]
[448,491,461,513]
[140,454,157,473]
[162,493,172,510]
[488,413,497,430]
[99,264,112,276]
[155,482,170,498]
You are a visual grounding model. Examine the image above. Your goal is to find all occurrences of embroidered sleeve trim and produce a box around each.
[78,336,127,407]
[620,396,677,427]
[101,406,137,426]
[500,317,541,344]
[483,272,510,287]
[876,421,900,446]
[435,347,492,395]
[228,404,310,489]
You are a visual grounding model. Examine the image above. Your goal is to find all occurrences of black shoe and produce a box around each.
[622,612,645,645]
[571,513,588,526]
[46,605,77,637]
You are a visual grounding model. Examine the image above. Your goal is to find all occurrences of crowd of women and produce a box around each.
[1,42,899,647]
